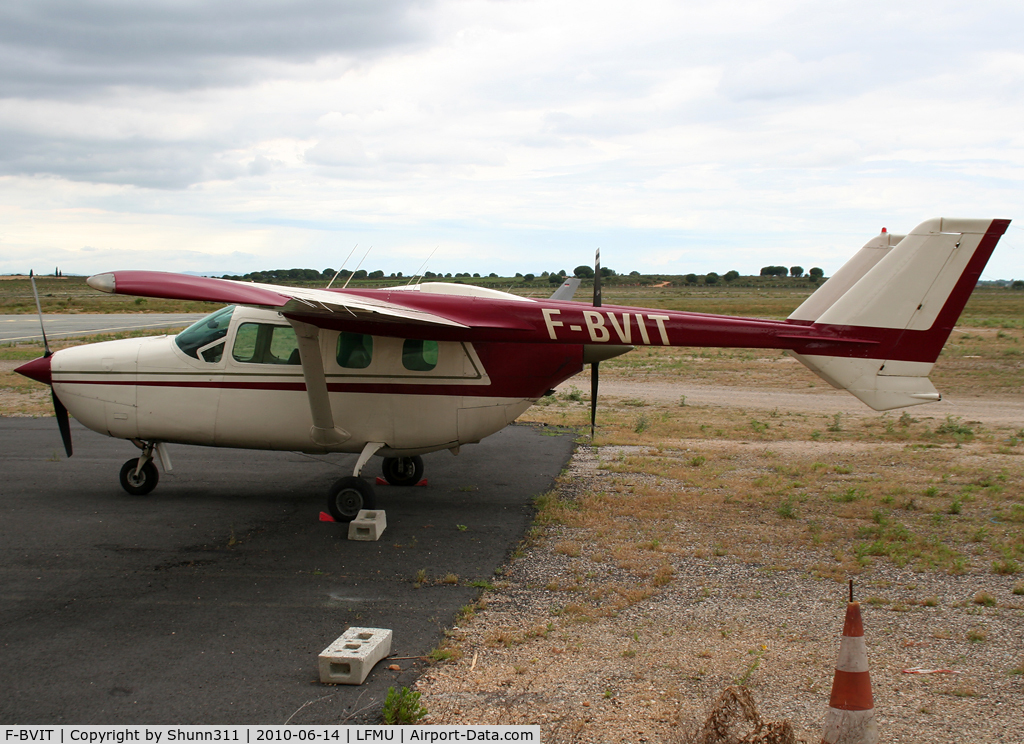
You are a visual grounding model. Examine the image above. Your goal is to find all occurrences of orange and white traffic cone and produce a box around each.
[822,600,878,744]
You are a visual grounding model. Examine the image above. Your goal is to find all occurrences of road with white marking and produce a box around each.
[0,313,206,343]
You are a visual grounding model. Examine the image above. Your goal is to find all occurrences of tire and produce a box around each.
[381,456,424,487]
[327,476,376,522]
[119,458,159,496]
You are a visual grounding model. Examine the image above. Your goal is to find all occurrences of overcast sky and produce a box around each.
[1,0,1022,279]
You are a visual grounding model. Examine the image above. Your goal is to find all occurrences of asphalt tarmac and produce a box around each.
[0,418,574,724]
[0,313,206,343]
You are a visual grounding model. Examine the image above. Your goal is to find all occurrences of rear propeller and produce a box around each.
[28,270,73,457]
[590,249,601,439]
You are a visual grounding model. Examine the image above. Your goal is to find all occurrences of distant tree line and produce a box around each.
[759,266,823,278]
[220,264,825,286]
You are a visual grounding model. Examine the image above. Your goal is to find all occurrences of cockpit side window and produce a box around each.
[232,323,301,365]
[337,332,373,369]
[402,339,439,371]
[175,306,235,361]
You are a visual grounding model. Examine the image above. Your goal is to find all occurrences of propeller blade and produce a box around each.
[27,271,70,456]
[29,270,51,356]
[589,247,603,438]
[52,388,73,457]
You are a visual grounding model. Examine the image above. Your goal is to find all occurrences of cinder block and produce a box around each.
[319,627,393,685]
[347,509,387,541]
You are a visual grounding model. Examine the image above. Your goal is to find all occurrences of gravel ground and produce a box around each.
[414,444,1024,743]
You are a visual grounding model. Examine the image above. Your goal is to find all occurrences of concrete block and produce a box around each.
[319,627,393,685]
[347,509,387,541]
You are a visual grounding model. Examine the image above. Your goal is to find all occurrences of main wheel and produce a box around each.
[119,458,159,496]
[327,476,376,522]
[381,456,424,487]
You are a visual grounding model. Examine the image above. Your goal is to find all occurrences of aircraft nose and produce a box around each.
[15,354,53,386]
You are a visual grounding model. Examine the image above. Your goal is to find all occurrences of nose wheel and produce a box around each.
[119,457,159,496]
[118,440,169,496]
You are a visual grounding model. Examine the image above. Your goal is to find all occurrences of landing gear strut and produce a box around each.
[119,457,158,495]
[324,446,428,522]
[118,440,170,496]
[118,440,172,497]
[325,442,383,522]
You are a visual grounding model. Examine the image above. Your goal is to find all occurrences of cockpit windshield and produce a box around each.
[175,306,235,361]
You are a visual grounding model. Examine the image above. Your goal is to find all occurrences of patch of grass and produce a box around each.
[947,685,978,697]
[382,686,428,725]
[993,558,1020,575]
[967,628,987,643]
[554,540,582,558]
[427,645,462,662]
[973,591,996,607]
[827,413,843,432]
[776,497,797,520]
[935,416,975,441]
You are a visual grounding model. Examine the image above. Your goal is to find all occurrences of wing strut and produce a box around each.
[289,320,351,447]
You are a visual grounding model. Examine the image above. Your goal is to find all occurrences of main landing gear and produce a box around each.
[118,440,171,496]
[325,445,425,522]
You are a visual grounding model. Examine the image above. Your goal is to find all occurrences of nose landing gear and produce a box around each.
[118,440,170,496]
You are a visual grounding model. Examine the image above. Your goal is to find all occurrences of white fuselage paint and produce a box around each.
[51,307,532,456]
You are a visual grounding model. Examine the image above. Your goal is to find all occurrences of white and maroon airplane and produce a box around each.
[16,218,1010,520]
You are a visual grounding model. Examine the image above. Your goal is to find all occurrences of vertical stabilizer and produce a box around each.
[789,230,905,323]
[790,218,1010,411]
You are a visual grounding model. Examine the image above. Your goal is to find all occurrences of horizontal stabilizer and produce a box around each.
[790,354,939,411]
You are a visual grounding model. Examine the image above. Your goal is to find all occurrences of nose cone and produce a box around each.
[15,354,53,386]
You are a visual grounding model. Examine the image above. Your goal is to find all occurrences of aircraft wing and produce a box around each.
[86,271,471,329]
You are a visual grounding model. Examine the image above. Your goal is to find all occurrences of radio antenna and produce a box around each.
[341,246,373,289]
[326,244,359,289]
[407,245,439,285]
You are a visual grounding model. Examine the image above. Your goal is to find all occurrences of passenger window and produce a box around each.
[337,332,373,369]
[402,339,438,371]
[232,323,301,365]
[232,323,258,362]
[268,326,300,364]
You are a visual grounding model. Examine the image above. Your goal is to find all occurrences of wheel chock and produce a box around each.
[347,509,387,541]
[318,627,393,685]
[375,477,429,487]
[319,511,336,522]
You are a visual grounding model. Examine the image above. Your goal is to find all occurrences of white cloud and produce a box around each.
[0,0,1022,280]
